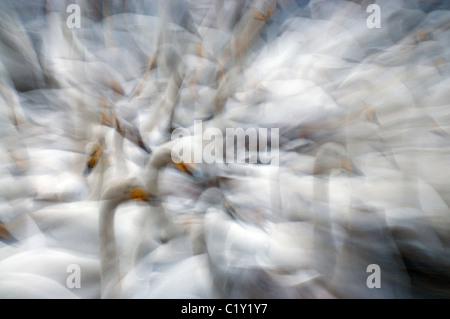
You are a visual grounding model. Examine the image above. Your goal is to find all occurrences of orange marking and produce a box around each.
[251,6,273,22]
[365,106,377,123]
[195,44,207,58]
[416,29,429,42]
[111,81,123,95]
[175,162,190,174]
[87,144,102,169]
[341,157,354,172]
[102,112,112,126]
[252,8,267,21]
[129,187,149,202]
[113,111,123,135]
[264,6,274,20]
[300,128,309,138]
[0,223,10,240]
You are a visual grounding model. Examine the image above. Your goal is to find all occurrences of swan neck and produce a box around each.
[114,131,127,176]
[99,199,122,299]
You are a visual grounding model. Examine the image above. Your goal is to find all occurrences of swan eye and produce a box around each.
[129,187,150,202]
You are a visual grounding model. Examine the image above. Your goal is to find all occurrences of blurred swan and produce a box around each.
[41,9,151,158]
[123,253,219,298]
[160,143,345,298]
[0,0,450,300]
[0,272,79,299]
[20,146,88,202]
[203,204,334,298]
[98,177,155,298]
[0,248,100,298]
[110,99,152,154]
[84,140,108,200]
[0,2,45,91]
[29,176,159,299]
[0,222,16,247]
[132,137,203,264]
[83,108,151,201]
[197,140,406,298]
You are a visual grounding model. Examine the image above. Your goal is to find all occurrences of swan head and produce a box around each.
[174,161,201,179]
[313,143,363,176]
[0,222,17,245]
[101,177,157,205]
[101,101,151,154]
[84,143,103,175]
[172,156,206,182]
[129,187,150,203]
[125,125,152,154]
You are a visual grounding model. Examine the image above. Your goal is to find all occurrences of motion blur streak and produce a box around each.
[0,0,450,299]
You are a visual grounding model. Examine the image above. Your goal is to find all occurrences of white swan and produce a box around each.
[0,2,45,91]
[158,146,339,298]
[202,196,334,298]
[196,142,369,298]
[21,175,152,299]
[132,138,203,264]
[97,177,155,298]
[0,272,79,299]
[0,248,100,298]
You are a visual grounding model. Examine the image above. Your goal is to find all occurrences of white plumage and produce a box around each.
[1,0,450,299]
